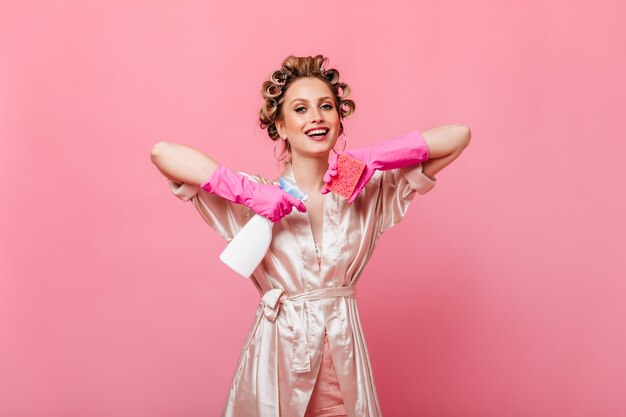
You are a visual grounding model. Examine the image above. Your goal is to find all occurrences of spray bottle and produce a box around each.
[219,177,309,278]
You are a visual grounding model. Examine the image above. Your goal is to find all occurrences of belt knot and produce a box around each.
[259,286,356,373]
[260,288,286,323]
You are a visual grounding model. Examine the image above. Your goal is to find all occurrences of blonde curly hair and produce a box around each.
[258,54,356,161]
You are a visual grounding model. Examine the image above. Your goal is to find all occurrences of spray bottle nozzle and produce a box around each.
[279,177,310,202]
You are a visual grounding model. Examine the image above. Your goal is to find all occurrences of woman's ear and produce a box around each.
[275,120,285,139]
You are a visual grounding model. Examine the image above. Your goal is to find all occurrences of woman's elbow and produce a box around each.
[457,125,471,150]
[150,141,171,163]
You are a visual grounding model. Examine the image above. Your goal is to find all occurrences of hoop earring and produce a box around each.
[333,132,347,153]
[274,138,288,161]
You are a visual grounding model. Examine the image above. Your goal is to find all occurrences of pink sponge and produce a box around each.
[325,153,366,200]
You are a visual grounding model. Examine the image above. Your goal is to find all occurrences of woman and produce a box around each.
[150,54,470,417]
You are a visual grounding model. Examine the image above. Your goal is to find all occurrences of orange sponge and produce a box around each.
[325,153,366,200]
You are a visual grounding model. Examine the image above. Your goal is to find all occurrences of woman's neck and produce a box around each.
[289,153,330,194]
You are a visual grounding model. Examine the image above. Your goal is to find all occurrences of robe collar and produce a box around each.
[277,162,342,280]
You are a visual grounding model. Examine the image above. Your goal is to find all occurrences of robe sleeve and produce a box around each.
[374,162,437,234]
[166,171,262,242]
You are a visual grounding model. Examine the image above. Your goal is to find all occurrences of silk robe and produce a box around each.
[167,154,436,417]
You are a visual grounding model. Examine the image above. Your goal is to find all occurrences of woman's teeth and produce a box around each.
[306,129,328,139]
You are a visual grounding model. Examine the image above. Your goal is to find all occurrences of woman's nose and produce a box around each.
[309,107,323,121]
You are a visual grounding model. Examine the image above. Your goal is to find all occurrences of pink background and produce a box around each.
[1,1,625,416]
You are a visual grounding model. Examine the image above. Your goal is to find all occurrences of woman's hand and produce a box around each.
[242,182,308,222]
[320,150,376,203]
[201,164,307,222]
[321,130,430,203]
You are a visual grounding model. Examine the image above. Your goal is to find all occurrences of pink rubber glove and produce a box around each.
[200,164,307,222]
[321,130,430,203]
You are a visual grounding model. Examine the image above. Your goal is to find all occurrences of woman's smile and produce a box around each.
[305,128,331,142]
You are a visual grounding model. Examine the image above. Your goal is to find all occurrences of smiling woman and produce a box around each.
[150,54,469,417]
[259,56,355,167]
[274,77,342,162]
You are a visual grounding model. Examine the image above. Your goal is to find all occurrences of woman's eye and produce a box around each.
[294,104,333,113]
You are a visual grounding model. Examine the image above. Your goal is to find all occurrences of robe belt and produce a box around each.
[259,286,356,373]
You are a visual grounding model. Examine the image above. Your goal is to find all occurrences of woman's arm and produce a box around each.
[150,141,218,185]
[421,124,471,179]
[150,141,306,221]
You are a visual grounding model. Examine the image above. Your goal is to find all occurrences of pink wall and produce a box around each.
[1,1,625,416]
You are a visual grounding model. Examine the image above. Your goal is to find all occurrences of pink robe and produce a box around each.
[167,156,436,417]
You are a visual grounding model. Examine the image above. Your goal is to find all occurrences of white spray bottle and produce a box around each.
[219,177,309,278]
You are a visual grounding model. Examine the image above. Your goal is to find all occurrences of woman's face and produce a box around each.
[275,77,341,160]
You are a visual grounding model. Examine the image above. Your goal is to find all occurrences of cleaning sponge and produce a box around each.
[324,153,366,200]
